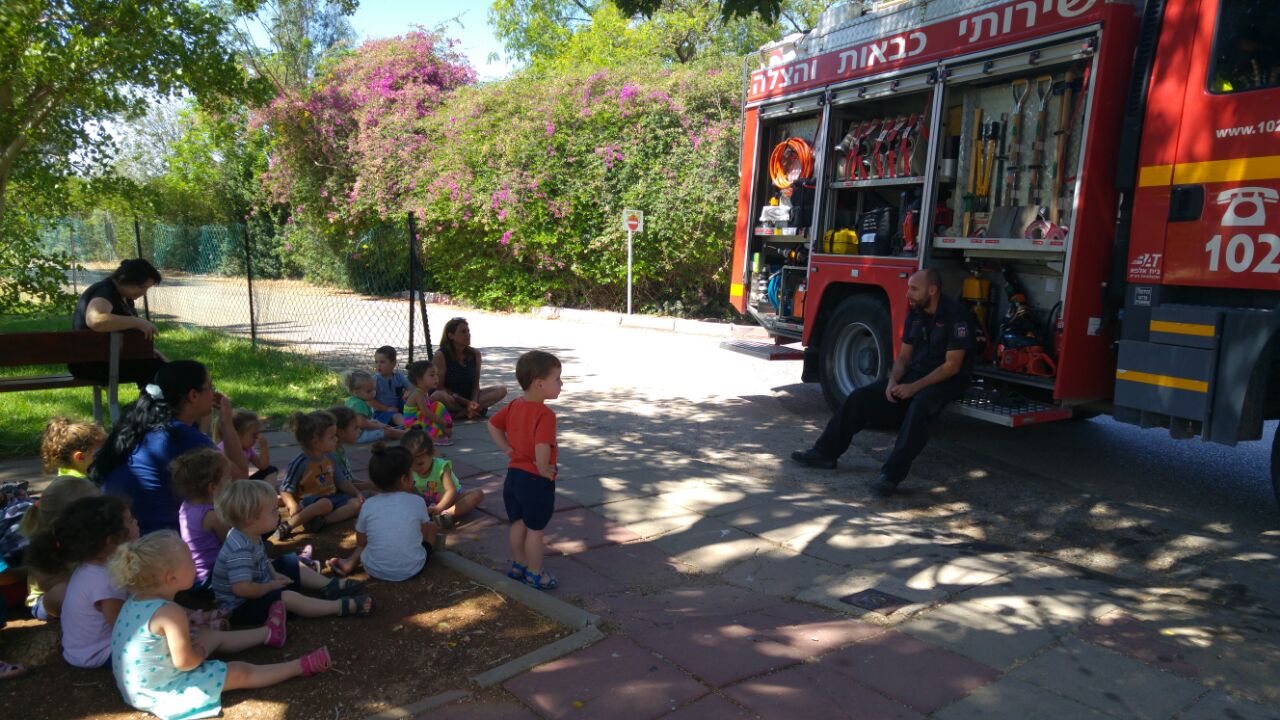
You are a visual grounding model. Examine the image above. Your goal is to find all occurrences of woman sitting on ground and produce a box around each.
[92,360,249,535]
[431,317,506,420]
[69,258,167,390]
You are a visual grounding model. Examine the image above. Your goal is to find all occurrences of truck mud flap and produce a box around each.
[1114,305,1222,427]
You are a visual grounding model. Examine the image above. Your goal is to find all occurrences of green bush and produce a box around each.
[395,59,741,313]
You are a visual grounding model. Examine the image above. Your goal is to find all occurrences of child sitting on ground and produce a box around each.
[372,345,410,421]
[275,411,363,539]
[219,410,277,481]
[41,416,106,480]
[403,361,454,446]
[344,370,406,442]
[326,443,439,580]
[488,350,564,590]
[212,479,372,624]
[326,406,365,495]
[21,418,104,621]
[26,495,139,667]
[401,428,482,530]
[110,531,330,719]
[172,449,233,590]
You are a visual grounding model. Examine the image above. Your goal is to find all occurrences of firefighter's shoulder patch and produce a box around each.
[953,322,968,339]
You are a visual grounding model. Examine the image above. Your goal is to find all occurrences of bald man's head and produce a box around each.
[906,268,942,311]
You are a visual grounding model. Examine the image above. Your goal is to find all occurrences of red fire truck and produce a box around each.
[725,0,1280,501]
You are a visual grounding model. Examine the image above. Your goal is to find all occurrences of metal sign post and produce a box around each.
[622,209,644,315]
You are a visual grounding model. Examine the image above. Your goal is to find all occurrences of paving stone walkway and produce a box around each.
[400,423,1279,720]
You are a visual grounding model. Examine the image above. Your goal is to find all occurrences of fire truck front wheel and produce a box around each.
[820,294,892,412]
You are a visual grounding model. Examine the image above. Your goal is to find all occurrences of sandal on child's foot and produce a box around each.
[325,557,351,577]
[274,520,293,542]
[506,561,527,581]
[0,661,29,681]
[187,608,229,630]
[296,545,323,572]
[299,647,332,677]
[524,568,558,590]
[323,577,364,600]
[435,513,455,531]
[264,601,287,648]
[303,516,326,534]
[338,594,375,617]
[435,435,454,446]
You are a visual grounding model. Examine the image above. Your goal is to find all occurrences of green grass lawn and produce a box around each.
[0,315,343,459]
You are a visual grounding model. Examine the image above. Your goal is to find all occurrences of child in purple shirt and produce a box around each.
[172,449,232,588]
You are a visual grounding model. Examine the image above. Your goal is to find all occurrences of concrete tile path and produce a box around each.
[414,420,1280,718]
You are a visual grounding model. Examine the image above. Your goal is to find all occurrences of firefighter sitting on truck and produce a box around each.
[792,268,974,497]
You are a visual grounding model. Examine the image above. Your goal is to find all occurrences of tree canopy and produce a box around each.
[617,0,785,24]
[0,0,270,219]
[490,0,836,70]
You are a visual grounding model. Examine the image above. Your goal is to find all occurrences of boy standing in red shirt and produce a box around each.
[487,350,563,590]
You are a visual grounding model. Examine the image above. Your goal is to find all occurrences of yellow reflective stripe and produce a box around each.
[1115,369,1209,393]
[1137,155,1280,187]
[1174,154,1280,185]
[730,283,745,298]
[1138,164,1173,187]
[1149,320,1215,338]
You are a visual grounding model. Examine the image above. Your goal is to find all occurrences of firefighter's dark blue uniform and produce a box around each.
[811,293,974,488]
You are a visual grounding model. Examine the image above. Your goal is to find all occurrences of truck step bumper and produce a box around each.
[720,340,805,361]
[951,386,1074,427]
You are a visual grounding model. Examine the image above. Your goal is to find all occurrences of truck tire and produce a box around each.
[819,294,893,412]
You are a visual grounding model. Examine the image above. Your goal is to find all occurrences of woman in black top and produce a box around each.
[431,317,507,419]
[69,258,167,388]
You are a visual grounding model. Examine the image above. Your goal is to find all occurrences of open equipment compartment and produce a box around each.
[819,77,934,259]
[745,99,823,337]
[924,33,1101,394]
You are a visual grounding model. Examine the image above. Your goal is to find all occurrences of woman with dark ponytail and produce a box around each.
[93,360,249,534]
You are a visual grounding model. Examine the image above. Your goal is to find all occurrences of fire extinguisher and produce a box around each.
[1050,302,1064,360]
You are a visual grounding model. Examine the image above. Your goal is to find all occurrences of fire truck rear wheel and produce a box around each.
[820,294,892,413]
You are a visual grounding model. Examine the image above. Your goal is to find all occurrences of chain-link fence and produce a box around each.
[40,212,438,370]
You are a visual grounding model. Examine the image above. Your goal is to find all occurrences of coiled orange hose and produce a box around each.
[769,137,814,189]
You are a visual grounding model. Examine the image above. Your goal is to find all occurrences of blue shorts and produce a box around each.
[372,410,398,424]
[357,428,385,444]
[503,467,555,531]
[301,493,355,511]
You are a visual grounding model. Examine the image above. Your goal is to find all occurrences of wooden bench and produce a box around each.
[0,331,156,424]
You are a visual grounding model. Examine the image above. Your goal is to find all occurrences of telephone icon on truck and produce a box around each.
[1217,187,1278,228]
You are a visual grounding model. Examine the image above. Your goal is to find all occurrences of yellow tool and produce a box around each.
[962,108,983,236]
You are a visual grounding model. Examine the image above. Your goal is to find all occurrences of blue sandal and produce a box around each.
[507,561,527,581]
[524,568,558,590]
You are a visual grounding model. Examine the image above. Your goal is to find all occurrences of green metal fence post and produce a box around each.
[133,217,151,321]
[242,225,258,350]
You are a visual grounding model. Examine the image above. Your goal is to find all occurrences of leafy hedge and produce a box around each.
[261,33,742,314]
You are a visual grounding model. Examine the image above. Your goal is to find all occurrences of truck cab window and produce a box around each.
[1210,0,1280,93]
